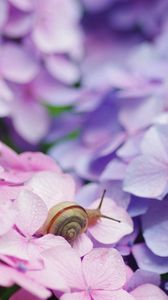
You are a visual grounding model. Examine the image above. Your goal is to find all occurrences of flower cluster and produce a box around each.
[0,0,168,299]
[0,142,166,299]
[0,0,83,144]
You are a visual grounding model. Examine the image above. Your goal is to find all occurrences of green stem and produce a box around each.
[0,285,20,300]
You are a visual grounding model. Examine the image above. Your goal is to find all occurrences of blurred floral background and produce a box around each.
[0,0,168,299]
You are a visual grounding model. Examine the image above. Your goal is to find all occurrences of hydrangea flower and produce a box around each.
[45,247,134,300]
[0,0,168,297]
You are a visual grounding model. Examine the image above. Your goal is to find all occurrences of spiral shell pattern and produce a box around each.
[42,202,88,244]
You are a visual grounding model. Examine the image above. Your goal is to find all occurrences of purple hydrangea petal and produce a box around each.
[132,243,168,274]
[142,200,168,257]
[124,155,168,199]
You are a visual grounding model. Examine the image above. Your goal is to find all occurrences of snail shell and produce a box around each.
[39,202,88,244]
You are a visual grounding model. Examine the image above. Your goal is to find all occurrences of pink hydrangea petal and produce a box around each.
[0,254,43,270]
[4,7,33,38]
[0,200,18,236]
[0,229,32,260]
[0,141,21,169]
[125,266,134,283]
[32,71,80,105]
[32,0,81,54]
[0,264,51,299]
[42,246,86,289]
[26,171,76,209]
[91,289,134,300]
[141,125,168,163]
[123,155,168,199]
[0,98,11,117]
[15,190,48,236]
[0,263,14,286]
[0,245,68,292]
[35,234,70,253]
[88,198,133,244]
[19,152,61,172]
[61,292,90,300]
[0,43,39,83]
[0,231,69,262]
[45,55,80,84]
[73,233,93,257]
[0,78,13,99]
[27,259,68,292]
[11,99,50,144]
[82,248,126,290]
[142,201,168,257]
[0,166,4,175]
[131,284,168,300]
[0,169,31,184]
[0,79,13,116]
[0,186,21,203]
[10,289,41,300]
[9,0,34,11]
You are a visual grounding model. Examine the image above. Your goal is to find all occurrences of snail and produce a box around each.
[38,190,120,244]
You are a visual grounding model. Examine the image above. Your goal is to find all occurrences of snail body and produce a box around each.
[39,191,120,244]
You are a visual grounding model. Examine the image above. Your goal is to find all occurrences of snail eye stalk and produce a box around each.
[98,189,121,223]
[101,214,121,223]
[97,189,107,210]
